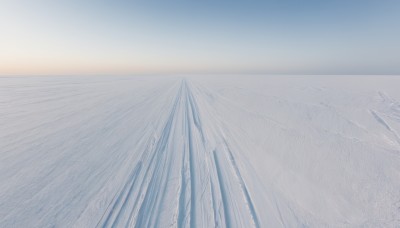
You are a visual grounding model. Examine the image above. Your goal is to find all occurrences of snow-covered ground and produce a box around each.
[1,75,399,227]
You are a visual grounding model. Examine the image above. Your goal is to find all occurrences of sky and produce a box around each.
[1,0,400,75]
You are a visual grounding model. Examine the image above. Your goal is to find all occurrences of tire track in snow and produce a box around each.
[181,80,261,227]
[100,162,142,228]
[177,143,189,228]
[97,83,184,228]
[96,79,262,227]
[184,81,199,228]
[213,150,233,228]
[223,142,261,228]
[131,83,184,227]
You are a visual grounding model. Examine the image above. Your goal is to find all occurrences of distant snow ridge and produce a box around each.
[1,76,399,227]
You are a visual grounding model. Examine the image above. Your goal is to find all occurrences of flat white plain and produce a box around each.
[0,75,399,227]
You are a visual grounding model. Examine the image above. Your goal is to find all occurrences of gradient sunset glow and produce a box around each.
[1,0,400,75]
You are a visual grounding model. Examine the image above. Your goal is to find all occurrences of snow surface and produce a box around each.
[0,75,400,227]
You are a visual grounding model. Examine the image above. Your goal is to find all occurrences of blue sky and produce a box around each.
[1,0,399,75]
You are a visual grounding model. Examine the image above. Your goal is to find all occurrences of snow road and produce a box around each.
[1,75,400,227]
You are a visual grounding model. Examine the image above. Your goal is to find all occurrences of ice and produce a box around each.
[0,75,399,227]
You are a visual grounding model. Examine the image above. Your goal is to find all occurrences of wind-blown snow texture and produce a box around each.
[1,75,400,227]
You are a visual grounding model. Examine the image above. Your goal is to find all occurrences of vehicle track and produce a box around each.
[97,79,261,228]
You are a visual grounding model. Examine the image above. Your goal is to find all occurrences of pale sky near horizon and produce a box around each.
[1,0,400,75]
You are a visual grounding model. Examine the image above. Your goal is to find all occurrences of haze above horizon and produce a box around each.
[1,0,399,75]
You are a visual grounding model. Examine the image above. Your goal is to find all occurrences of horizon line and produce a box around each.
[1,73,399,77]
